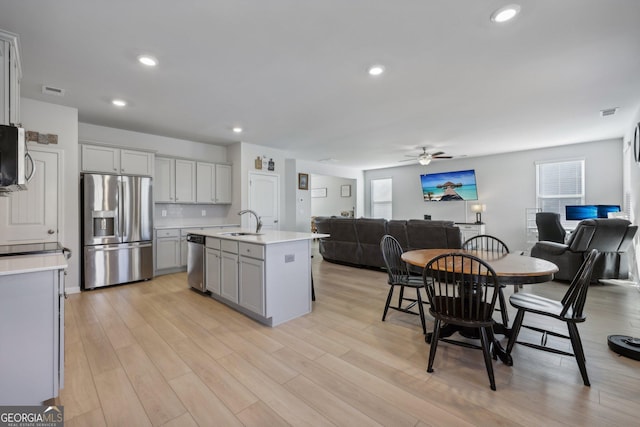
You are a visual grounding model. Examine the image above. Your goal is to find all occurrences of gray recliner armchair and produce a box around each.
[536,212,566,243]
[531,218,637,282]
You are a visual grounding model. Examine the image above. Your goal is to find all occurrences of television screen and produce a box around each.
[597,205,621,218]
[565,205,597,220]
[420,169,478,201]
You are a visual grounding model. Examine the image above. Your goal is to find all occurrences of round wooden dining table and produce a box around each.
[401,249,559,286]
[401,248,559,365]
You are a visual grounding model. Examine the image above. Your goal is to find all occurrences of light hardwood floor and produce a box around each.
[53,254,640,426]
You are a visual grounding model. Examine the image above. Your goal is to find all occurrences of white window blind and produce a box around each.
[371,178,392,219]
[536,159,585,223]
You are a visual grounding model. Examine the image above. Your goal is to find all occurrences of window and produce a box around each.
[371,178,392,219]
[536,159,585,224]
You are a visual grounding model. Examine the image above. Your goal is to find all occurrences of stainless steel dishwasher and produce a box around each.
[187,234,206,291]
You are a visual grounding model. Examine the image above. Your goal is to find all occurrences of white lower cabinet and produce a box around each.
[239,243,265,316]
[0,267,65,404]
[155,228,181,271]
[205,238,221,295]
[220,240,239,303]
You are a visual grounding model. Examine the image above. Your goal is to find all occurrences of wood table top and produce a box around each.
[401,249,559,285]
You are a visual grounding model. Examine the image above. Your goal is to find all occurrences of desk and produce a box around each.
[401,249,558,364]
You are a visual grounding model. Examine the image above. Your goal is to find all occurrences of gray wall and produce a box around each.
[364,139,623,253]
[310,174,356,217]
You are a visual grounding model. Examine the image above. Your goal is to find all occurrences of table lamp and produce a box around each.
[471,204,486,224]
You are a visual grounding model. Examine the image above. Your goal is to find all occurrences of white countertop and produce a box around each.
[0,253,68,276]
[198,228,328,245]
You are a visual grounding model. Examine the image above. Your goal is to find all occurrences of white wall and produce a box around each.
[79,123,227,162]
[310,174,356,217]
[234,142,364,232]
[20,98,80,290]
[365,139,623,253]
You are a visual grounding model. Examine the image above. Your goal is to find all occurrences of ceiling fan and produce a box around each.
[400,147,453,165]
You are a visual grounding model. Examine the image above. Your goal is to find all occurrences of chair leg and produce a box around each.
[567,323,590,386]
[506,310,526,354]
[479,327,497,391]
[427,319,441,373]
[416,288,426,335]
[398,285,405,309]
[382,286,395,321]
[497,286,509,326]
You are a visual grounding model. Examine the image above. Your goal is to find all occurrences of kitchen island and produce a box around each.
[196,228,326,326]
[0,253,67,404]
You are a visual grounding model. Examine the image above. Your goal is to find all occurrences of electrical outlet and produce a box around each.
[201,210,206,216]
[161,210,167,217]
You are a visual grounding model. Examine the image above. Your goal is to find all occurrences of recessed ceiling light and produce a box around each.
[137,55,158,67]
[368,65,385,76]
[112,99,127,107]
[232,126,243,133]
[491,4,521,23]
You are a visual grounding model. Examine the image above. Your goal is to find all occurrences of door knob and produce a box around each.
[47,229,55,235]
[274,219,279,223]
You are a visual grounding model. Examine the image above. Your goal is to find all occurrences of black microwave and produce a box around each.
[0,124,28,192]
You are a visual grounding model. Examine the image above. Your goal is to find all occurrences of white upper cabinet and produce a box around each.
[154,157,176,202]
[215,164,232,204]
[175,159,196,203]
[196,162,232,204]
[81,144,153,176]
[155,157,196,203]
[0,29,22,126]
[120,149,154,175]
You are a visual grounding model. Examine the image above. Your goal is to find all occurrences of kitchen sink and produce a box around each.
[220,232,263,236]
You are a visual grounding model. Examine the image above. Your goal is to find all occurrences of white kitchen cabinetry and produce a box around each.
[196,162,232,204]
[155,157,196,203]
[205,237,221,295]
[238,242,265,315]
[0,29,21,126]
[81,144,153,175]
[0,257,66,404]
[220,240,239,303]
[155,228,181,271]
[455,222,486,243]
[180,229,190,267]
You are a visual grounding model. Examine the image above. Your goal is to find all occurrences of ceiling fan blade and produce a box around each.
[433,155,453,159]
[398,158,417,162]
[429,151,445,157]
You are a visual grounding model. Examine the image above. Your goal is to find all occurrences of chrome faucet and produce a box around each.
[238,209,263,233]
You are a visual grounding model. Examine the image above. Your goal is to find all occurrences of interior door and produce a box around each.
[248,172,280,230]
[0,148,59,243]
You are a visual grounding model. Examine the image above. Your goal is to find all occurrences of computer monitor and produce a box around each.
[597,205,621,218]
[565,205,597,221]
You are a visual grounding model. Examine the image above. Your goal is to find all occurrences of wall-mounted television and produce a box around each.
[420,169,478,201]
[565,204,621,220]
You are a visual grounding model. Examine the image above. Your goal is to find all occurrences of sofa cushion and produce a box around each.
[355,218,387,268]
[406,219,459,250]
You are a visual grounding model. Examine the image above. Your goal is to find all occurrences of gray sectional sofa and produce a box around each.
[314,217,462,269]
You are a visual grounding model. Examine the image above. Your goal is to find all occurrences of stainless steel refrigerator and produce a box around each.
[81,173,153,289]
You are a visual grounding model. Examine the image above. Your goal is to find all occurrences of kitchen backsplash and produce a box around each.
[154,204,233,227]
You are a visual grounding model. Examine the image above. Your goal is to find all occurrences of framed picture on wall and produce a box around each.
[298,173,309,190]
[311,188,327,198]
[341,184,351,197]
